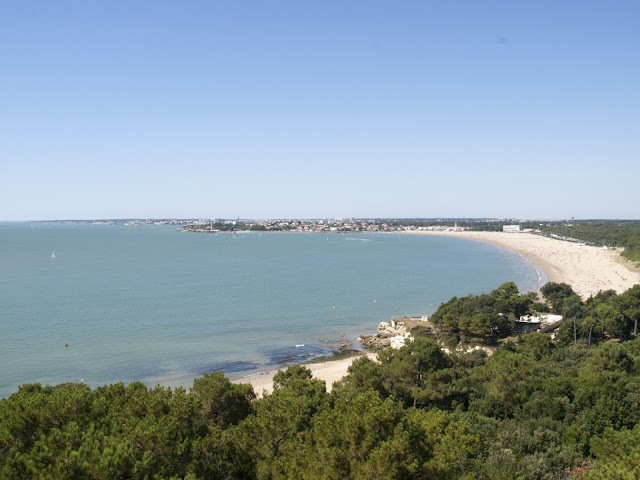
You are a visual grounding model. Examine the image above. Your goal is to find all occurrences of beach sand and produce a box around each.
[405,231,640,299]
[237,353,377,397]
[234,231,640,396]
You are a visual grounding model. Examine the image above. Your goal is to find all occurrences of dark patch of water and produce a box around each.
[191,360,262,376]
[265,344,326,365]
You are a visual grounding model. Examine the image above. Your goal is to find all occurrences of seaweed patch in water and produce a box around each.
[192,360,262,376]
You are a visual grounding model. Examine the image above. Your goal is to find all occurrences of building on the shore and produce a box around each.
[516,314,563,334]
[503,225,522,233]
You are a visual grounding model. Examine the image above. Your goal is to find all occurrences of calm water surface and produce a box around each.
[0,223,541,397]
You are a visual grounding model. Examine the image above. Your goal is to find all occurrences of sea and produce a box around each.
[0,223,543,398]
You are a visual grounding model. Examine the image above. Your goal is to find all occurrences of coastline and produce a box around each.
[235,352,377,397]
[234,231,640,396]
[402,231,640,298]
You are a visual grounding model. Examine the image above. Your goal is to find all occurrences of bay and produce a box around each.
[0,223,541,398]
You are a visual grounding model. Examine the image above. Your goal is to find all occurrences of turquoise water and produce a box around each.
[0,223,541,397]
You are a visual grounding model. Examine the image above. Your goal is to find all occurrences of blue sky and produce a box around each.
[1,1,638,220]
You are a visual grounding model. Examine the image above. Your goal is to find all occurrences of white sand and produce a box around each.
[234,231,640,396]
[404,231,640,299]
[235,353,377,398]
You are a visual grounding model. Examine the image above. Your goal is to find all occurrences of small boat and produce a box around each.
[51,252,56,259]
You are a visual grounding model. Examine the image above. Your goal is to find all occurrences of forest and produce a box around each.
[2,283,640,479]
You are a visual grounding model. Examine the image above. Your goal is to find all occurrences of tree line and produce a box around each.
[428,281,640,346]
[535,221,640,263]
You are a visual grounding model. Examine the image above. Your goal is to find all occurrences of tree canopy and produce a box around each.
[2,284,640,479]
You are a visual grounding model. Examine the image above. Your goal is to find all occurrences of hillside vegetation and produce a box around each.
[2,283,640,479]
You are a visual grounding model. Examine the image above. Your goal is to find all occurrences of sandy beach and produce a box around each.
[235,231,640,396]
[405,231,640,299]
[237,353,377,397]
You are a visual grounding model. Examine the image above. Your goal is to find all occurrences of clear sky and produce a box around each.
[1,1,639,220]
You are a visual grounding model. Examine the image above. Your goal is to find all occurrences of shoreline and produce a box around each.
[234,352,376,397]
[234,231,640,396]
[402,231,640,299]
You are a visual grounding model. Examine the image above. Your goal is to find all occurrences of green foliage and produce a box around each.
[377,337,453,409]
[538,220,640,265]
[2,285,640,479]
[516,332,555,361]
[469,349,539,419]
[584,424,640,479]
[191,371,255,428]
[430,282,536,338]
[617,285,640,335]
[622,241,640,263]
[589,342,632,372]
[541,282,576,314]
[337,355,387,398]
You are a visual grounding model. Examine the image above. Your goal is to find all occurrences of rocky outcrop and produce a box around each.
[441,344,496,356]
[359,320,410,351]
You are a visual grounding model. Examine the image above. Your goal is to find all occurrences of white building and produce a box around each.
[503,225,522,233]
[516,314,563,334]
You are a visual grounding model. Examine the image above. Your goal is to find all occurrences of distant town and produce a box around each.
[41,218,640,254]
[43,217,558,234]
[35,217,639,270]
[179,218,473,233]
[46,217,472,232]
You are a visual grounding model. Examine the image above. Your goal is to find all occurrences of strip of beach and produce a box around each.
[235,231,640,396]
[406,231,640,299]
